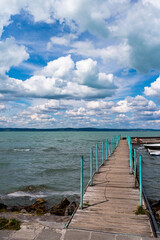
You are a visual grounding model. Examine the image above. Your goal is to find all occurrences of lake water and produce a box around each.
[0,130,160,207]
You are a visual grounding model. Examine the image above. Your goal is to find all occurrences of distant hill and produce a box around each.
[0,128,159,132]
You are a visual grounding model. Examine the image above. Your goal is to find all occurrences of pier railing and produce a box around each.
[80,135,121,209]
[126,135,160,238]
[126,135,142,206]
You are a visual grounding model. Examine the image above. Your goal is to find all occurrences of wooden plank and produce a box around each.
[69,140,153,237]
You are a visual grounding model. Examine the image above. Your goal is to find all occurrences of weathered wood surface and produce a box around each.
[69,140,153,237]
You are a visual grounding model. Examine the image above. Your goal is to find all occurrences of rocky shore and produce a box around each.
[0,197,77,216]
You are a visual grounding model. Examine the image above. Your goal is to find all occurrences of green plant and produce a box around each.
[0,218,21,230]
[135,205,148,215]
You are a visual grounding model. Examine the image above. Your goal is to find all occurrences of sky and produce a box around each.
[0,0,160,129]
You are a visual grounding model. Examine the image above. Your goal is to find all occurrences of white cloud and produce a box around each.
[0,105,6,111]
[0,38,29,74]
[66,107,95,116]
[40,55,74,79]
[0,55,117,99]
[86,100,114,109]
[111,95,156,113]
[144,76,160,99]
[70,40,130,68]
[73,58,117,89]
[48,33,77,49]
[1,0,160,74]
[112,100,131,113]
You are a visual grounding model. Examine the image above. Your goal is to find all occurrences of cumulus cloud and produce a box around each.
[40,55,74,79]
[1,0,160,74]
[73,58,117,89]
[111,95,156,113]
[66,107,95,117]
[0,55,117,99]
[0,38,29,74]
[69,40,130,68]
[86,100,114,109]
[48,33,78,49]
[144,76,160,99]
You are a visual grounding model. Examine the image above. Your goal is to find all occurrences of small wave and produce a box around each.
[7,191,46,199]
[6,190,79,199]
[13,148,31,152]
[19,184,50,192]
[43,147,59,152]
[41,167,78,175]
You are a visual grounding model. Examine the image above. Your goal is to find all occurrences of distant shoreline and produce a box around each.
[0,128,160,132]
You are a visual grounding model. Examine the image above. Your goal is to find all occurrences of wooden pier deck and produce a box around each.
[69,139,153,237]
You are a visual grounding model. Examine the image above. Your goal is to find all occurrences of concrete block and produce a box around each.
[10,222,43,240]
[116,234,142,240]
[0,230,12,240]
[35,229,61,240]
[92,232,115,240]
[64,229,90,240]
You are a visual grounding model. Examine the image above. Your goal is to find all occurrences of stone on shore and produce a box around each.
[50,198,70,216]
[25,198,47,214]
[65,201,77,216]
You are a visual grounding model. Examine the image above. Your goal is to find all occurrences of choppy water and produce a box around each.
[0,130,160,207]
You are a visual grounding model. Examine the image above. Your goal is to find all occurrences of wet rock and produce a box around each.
[44,213,51,217]
[25,198,47,214]
[65,201,77,216]
[50,198,70,216]
[0,203,7,210]
[20,209,27,214]
[8,206,22,212]
[156,210,160,218]
[151,200,160,209]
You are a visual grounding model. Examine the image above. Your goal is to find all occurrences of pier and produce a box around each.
[67,138,157,239]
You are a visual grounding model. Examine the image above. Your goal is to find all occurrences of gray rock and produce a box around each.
[0,203,7,210]
[20,209,28,214]
[64,202,77,216]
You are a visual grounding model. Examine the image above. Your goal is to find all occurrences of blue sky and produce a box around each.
[0,0,160,129]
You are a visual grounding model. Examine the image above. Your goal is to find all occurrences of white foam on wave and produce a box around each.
[6,190,79,199]
[7,191,46,198]
[51,191,80,196]
[13,149,31,152]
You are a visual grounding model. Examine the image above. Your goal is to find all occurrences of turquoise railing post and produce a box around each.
[134,149,137,187]
[129,142,133,174]
[108,140,111,156]
[90,148,93,185]
[102,142,104,164]
[106,139,108,160]
[96,144,98,173]
[139,156,142,207]
[111,138,113,153]
[80,156,83,209]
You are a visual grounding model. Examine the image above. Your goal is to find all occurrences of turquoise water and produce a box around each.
[0,130,160,206]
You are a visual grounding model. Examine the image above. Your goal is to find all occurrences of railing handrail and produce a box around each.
[80,134,121,209]
[126,135,160,238]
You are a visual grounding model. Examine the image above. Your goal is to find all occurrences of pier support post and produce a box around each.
[96,144,98,172]
[129,143,133,174]
[90,148,93,185]
[108,140,111,157]
[139,156,142,207]
[134,149,137,187]
[80,156,83,209]
[106,139,108,160]
[102,142,104,164]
